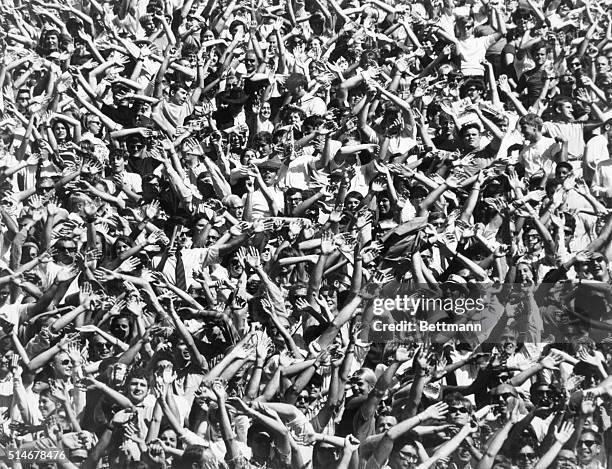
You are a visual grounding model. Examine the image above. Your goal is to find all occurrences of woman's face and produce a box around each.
[53,123,68,140]
[517,262,534,285]
[160,429,178,448]
[260,102,272,120]
[516,446,538,469]
[39,395,57,418]
[378,196,391,214]
[115,240,130,256]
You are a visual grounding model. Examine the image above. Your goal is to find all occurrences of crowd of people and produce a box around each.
[3,0,612,467]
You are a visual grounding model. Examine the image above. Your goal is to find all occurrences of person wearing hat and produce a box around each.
[213,88,249,133]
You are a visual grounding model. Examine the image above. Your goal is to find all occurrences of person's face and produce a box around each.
[439,118,454,136]
[578,435,601,465]
[596,57,609,74]
[171,87,188,105]
[523,230,541,252]
[115,240,130,256]
[245,53,258,73]
[520,122,538,141]
[160,429,178,448]
[461,128,480,150]
[321,288,337,310]
[16,93,29,112]
[207,229,220,246]
[127,138,146,156]
[111,317,130,340]
[53,352,73,379]
[534,48,547,66]
[465,85,482,102]
[53,123,68,140]
[346,197,360,212]
[590,255,607,279]
[177,229,193,249]
[447,402,470,425]
[45,34,59,51]
[176,341,191,363]
[111,154,126,173]
[555,166,571,181]
[91,337,113,360]
[378,196,391,214]
[39,395,57,418]
[261,167,277,185]
[127,377,149,403]
[0,285,10,307]
[56,240,77,265]
[228,200,244,220]
[556,450,577,469]
[0,350,14,373]
[376,415,398,433]
[289,112,303,127]
[557,102,574,119]
[516,446,538,469]
[286,192,303,214]
[389,444,419,469]
[348,371,372,396]
[260,102,272,120]
[501,332,518,354]
[87,116,102,134]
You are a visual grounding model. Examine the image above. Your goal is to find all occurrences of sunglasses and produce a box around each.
[60,359,71,366]
[517,453,537,461]
[579,440,599,448]
[57,245,77,252]
[495,392,516,400]
[95,342,111,349]
[449,406,469,414]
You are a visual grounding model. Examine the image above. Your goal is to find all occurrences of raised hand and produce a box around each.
[554,420,575,444]
[422,402,449,421]
[245,246,261,269]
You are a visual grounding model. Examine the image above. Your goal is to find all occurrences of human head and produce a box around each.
[577,430,602,465]
[125,368,149,404]
[519,114,543,142]
[459,123,482,151]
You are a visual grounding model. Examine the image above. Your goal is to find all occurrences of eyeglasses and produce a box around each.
[466,87,480,92]
[496,392,516,400]
[95,342,111,349]
[449,406,469,414]
[398,451,419,462]
[517,453,537,461]
[579,440,599,448]
[60,359,71,366]
[57,245,77,253]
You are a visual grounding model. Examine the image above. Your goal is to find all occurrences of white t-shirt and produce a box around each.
[456,35,498,76]
[519,136,560,178]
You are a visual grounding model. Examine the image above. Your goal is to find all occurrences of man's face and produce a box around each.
[520,123,538,141]
[55,240,77,265]
[447,401,470,425]
[557,102,574,119]
[389,443,419,469]
[16,92,29,112]
[534,48,547,65]
[171,87,188,105]
[501,332,518,354]
[111,154,126,173]
[245,53,258,73]
[53,352,73,379]
[286,192,303,214]
[376,415,398,433]
[461,128,480,150]
[91,337,113,360]
[577,434,600,464]
[556,450,577,469]
[348,372,371,397]
[127,377,149,403]
[523,229,541,252]
[555,166,572,181]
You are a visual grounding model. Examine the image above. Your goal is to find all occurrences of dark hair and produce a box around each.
[458,122,481,138]
[519,113,544,131]
[124,367,149,387]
